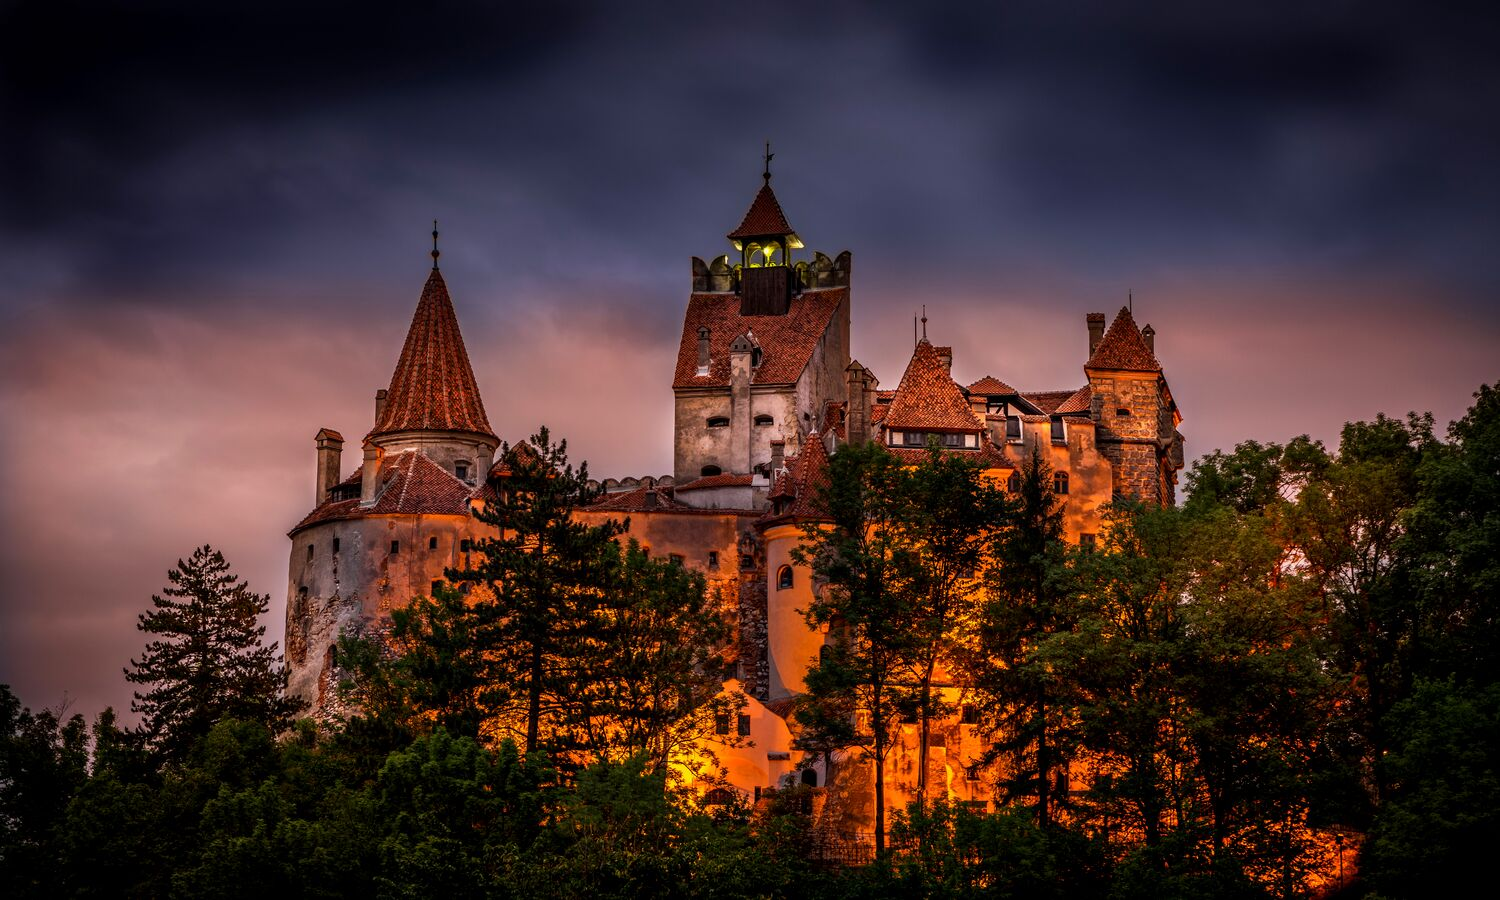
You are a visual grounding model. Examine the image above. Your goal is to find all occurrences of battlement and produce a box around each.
[691,250,851,293]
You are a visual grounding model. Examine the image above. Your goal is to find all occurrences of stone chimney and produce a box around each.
[314,428,344,506]
[360,443,383,505]
[937,347,952,371]
[374,388,388,424]
[1087,313,1106,357]
[770,439,785,475]
[1142,323,1156,354]
[845,361,869,446]
[697,327,711,376]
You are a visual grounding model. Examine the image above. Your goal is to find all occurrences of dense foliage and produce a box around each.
[2,386,1498,898]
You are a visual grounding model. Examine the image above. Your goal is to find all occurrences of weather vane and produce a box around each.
[763,141,774,183]
[431,220,440,269]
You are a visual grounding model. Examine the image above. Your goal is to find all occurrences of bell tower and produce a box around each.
[728,144,804,316]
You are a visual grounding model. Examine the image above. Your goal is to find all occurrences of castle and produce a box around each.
[284,166,1185,820]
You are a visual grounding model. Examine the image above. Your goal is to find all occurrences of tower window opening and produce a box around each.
[701,465,722,477]
[390,540,400,554]
[307,544,314,561]
[754,414,774,426]
[777,565,793,590]
[1116,407,1132,417]
[707,416,730,428]
[455,461,469,481]
[428,536,438,550]
[332,537,340,554]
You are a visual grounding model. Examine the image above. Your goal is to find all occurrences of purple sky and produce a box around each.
[2,1,1497,723]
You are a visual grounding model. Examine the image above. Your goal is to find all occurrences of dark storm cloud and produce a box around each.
[1,1,1497,722]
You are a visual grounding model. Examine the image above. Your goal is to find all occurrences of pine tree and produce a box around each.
[126,545,301,761]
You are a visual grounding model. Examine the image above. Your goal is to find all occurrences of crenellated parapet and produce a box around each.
[691,249,850,293]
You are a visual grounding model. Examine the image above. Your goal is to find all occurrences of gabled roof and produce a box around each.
[290,450,474,534]
[762,431,832,523]
[1022,390,1077,414]
[673,288,847,388]
[967,376,1017,395]
[368,269,496,442]
[728,182,796,240]
[1055,385,1092,415]
[1085,307,1162,373]
[882,340,981,433]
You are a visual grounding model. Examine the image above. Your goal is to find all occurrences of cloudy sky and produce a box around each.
[2,1,1496,722]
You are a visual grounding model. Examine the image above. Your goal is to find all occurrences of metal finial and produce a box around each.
[431,220,440,269]
[1128,290,1133,314]
[921,304,928,341]
[763,141,774,183]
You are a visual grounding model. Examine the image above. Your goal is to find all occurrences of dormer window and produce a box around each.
[707,416,730,428]
[750,347,763,368]
[455,461,470,482]
[754,414,774,427]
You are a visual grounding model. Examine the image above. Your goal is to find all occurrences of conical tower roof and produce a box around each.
[367,268,496,442]
[728,182,797,241]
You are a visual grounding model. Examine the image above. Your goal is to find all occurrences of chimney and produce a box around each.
[770,439,785,475]
[697,327,711,376]
[374,388,388,424]
[937,347,952,371]
[360,443,383,505]
[1141,323,1156,354]
[845,362,868,446]
[1087,313,1106,356]
[314,428,344,506]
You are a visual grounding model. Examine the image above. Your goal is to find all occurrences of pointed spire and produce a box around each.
[367,265,497,442]
[431,219,440,269]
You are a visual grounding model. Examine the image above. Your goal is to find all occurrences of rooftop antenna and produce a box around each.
[913,314,918,348]
[921,305,928,341]
[763,140,774,184]
[431,220,440,270]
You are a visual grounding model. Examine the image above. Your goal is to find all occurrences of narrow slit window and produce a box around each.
[307,544,314,561]
[332,537,340,554]
[390,540,400,554]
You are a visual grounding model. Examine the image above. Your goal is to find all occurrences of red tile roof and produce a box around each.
[588,486,690,512]
[290,450,473,534]
[1085,307,1162,372]
[674,473,755,491]
[1021,390,1075,414]
[967,376,1017,395]
[368,269,496,442]
[727,183,796,240]
[673,288,847,388]
[762,432,832,523]
[1055,385,1092,414]
[882,340,981,432]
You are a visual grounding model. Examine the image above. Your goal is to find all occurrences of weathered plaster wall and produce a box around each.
[369,429,497,484]
[762,522,827,702]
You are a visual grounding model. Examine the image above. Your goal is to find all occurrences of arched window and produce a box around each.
[1053,472,1070,495]
[706,416,730,428]
[753,414,774,426]
[701,465,722,477]
[777,565,794,590]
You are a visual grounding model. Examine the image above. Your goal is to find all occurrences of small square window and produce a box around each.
[390,540,400,554]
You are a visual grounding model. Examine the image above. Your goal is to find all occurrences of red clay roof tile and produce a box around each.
[290,450,472,534]
[967,376,1017,395]
[368,269,496,442]
[673,289,847,388]
[1085,307,1162,372]
[727,183,796,240]
[882,340,980,432]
